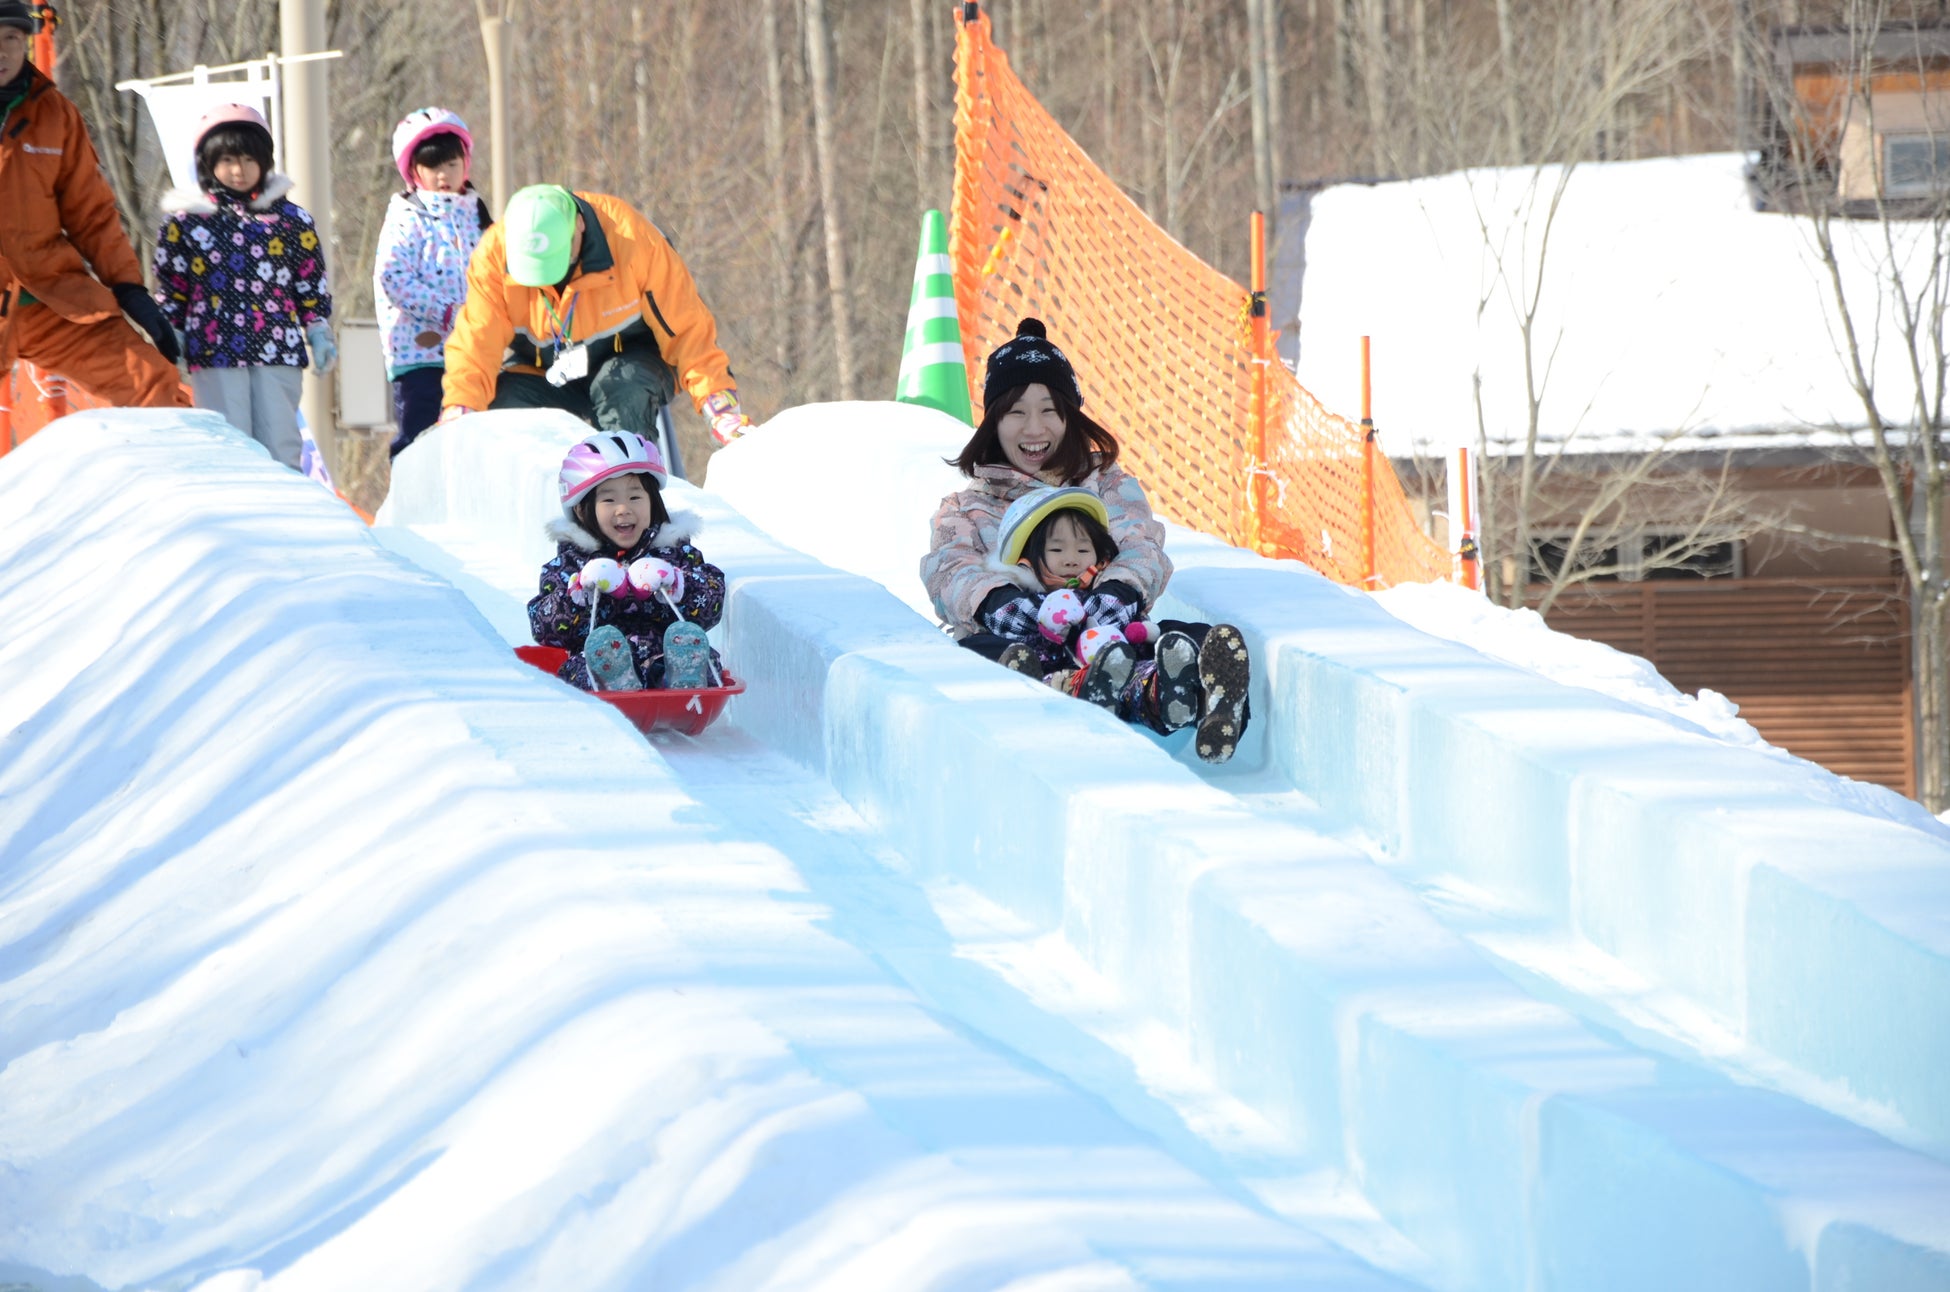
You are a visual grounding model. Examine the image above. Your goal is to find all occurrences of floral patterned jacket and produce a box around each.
[151,173,332,371]
[372,187,490,378]
[922,456,1171,638]
[527,508,726,688]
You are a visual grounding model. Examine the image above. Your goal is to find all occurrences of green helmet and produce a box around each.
[503,184,579,286]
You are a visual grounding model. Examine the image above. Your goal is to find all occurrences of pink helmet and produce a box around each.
[194,103,273,154]
[392,107,473,187]
[559,431,668,519]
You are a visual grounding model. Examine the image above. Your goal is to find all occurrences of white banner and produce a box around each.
[124,75,279,193]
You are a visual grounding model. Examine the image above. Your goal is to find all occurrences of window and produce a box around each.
[1527,532,1741,584]
[1883,134,1950,196]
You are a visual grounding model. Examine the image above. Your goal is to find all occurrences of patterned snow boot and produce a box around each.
[998,642,1041,676]
[1194,624,1250,763]
[662,620,713,689]
[1152,629,1202,733]
[585,625,644,692]
[1075,638,1137,712]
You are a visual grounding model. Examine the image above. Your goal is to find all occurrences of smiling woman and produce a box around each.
[921,317,1254,762]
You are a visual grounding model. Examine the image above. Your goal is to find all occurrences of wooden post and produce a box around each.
[1361,334,1376,586]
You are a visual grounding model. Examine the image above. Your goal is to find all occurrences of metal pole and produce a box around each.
[280,0,336,475]
[1361,334,1376,587]
[481,10,511,217]
[1249,210,1269,556]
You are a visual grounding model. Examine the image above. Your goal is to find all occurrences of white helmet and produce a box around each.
[558,431,668,520]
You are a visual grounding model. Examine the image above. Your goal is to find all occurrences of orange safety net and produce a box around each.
[949,7,1449,588]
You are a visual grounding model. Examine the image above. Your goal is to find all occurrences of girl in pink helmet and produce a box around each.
[150,103,334,470]
[372,108,491,456]
[527,431,726,692]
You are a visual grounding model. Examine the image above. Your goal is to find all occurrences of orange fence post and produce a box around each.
[1248,211,1269,555]
[31,3,55,75]
[1450,444,1481,590]
[1360,336,1376,587]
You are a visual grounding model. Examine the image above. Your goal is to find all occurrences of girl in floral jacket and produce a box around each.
[528,431,727,692]
[372,108,490,456]
[152,104,333,470]
[922,318,1252,763]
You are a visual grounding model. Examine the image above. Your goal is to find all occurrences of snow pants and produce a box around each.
[190,364,304,469]
[487,347,676,440]
[390,365,445,458]
[4,300,188,413]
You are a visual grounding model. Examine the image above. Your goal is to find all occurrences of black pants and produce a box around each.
[489,347,677,438]
[959,619,1220,735]
[390,366,446,457]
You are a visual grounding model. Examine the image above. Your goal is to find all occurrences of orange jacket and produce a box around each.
[443,191,735,414]
[0,66,145,343]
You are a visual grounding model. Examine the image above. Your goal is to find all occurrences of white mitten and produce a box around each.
[626,556,684,601]
[572,557,627,603]
[1037,588,1085,642]
[1076,624,1127,665]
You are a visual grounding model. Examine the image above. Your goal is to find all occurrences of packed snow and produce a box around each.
[1285,152,1945,456]
[2,404,1949,1291]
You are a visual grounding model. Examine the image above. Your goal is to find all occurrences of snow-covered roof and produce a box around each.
[1280,152,1947,459]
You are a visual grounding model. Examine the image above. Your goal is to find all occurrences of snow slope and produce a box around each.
[4,404,1950,1291]
[0,412,1411,1291]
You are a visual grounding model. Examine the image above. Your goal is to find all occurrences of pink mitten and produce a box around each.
[1076,624,1127,665]
[703,389,749,446]
[1037,588,1085,642]
[627,556,684,602]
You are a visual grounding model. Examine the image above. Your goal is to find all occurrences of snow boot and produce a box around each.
[1076,638,1137,712]
[998,642,1041,676]
[1194,624,1250,763]
[662,620,713,689]
[1152,629,1201,733]
[585,625,644,692]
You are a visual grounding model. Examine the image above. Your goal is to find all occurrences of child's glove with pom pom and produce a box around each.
[1118,620,1159,647]
[1075,624,1127,665]
[625,556,685,601]
[703,390,749,446]
[1037,588,1085,642]
[570,557,628,603]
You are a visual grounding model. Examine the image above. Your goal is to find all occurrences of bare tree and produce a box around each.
[802,0,858,400]
[1745,2,1950,808]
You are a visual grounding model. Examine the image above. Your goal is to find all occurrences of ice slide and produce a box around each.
[0,406,1945,1290]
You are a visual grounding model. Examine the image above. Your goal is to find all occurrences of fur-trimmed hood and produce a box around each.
[983,544,1045,595]
[160,171,296,217]
[545,505,701,555]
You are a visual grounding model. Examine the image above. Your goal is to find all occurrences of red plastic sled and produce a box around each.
[514,645,745,737]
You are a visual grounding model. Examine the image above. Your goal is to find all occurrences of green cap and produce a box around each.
[503,184,579,286]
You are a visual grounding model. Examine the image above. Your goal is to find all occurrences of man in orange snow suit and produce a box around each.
[439,184,750,451]
[0,1,187,413]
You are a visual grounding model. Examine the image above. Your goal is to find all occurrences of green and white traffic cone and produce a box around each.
[894,209,973,424]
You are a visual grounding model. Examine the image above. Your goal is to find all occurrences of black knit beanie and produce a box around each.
[982,317,1083,410]
[0,1,39,34]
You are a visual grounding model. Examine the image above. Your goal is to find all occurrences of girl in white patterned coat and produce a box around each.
[921,317,1252,763]
[372,108,490,456]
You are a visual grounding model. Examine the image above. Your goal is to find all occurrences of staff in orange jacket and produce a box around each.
[440,184,749,449]
[0,1,187,411]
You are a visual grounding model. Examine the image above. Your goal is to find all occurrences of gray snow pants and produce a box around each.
[487,348,677,439]
[190,364,305,469]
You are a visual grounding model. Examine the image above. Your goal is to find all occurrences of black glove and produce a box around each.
[112,282,181,364]
[977,583,1039,637]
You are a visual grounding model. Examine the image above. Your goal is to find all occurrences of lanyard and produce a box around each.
[541,290,579,349]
